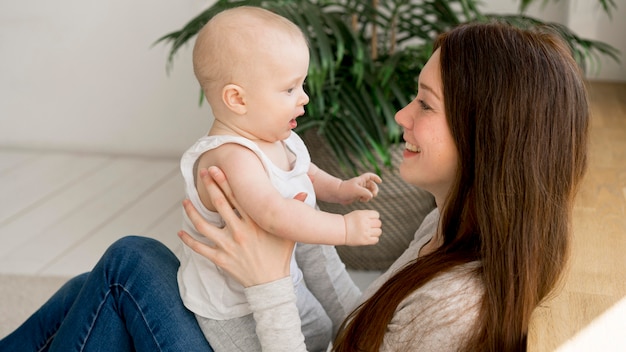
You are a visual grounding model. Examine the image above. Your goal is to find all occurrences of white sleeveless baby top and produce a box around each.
[177,131,315,319]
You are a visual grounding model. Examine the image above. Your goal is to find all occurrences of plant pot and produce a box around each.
[302,131,436,271]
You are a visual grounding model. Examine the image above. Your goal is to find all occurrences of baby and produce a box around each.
[177,6,382,351]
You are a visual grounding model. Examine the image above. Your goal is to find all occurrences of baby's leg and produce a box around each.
[295,280,332,351]
[196,314,261,352]
[295,243,362,337]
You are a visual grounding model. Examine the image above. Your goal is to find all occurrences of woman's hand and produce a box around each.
[178,166,296,287]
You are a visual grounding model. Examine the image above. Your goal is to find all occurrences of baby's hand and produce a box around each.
[343,210,382,246]
[338,172,382,204]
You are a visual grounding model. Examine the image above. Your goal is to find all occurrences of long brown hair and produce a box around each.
[332,22,589,351]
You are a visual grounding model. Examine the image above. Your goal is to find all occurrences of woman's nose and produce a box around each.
[395,105,408,127]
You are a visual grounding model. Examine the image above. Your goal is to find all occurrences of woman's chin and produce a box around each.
[398,162,414,184]
[399,161,428,190]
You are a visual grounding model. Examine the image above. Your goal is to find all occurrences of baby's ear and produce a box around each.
[222,84,246,115]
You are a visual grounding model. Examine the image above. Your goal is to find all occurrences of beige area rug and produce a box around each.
[0,274,70,338]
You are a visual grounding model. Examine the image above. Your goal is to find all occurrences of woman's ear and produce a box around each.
[222,84,247,115]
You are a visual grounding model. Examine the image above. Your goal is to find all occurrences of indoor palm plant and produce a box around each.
[157,0,618,173]
[156,0,618,269]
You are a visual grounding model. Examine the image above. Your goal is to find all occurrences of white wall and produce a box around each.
[481,0,626,82]
[1,0,216,158]
[0,0,623,157]
[566,0,626,81]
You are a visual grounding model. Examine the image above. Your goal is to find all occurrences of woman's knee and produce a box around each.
[60,272,89,296]
[107,236,172,260]
[108,235,159,253]
[99,236,178,278]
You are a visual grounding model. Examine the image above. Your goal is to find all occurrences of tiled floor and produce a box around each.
[0,152,184,276]
[0,81,624,350]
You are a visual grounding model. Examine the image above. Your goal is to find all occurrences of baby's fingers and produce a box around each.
[368,211,383,235]
[360,173,382,200]
[368,175,382,194]
[366,173,383,185]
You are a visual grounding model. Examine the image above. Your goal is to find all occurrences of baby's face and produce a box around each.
[238,36,310,143]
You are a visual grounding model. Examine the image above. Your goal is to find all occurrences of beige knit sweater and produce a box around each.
[245,209,484,351]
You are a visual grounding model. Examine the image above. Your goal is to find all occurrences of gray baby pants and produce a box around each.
[196,243,361,352]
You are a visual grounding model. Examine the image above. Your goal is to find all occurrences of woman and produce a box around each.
[338,21,589,350]
[0,21,588,351]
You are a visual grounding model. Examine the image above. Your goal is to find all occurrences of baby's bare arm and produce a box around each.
[202,145,365,245]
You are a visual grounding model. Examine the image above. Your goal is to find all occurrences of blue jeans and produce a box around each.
[0,236,213,352]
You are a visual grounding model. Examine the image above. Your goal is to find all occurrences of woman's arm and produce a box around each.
[178,166,310,351]
[245,277,308,352]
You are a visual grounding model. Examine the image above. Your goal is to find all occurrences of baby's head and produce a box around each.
[193,6,309,112]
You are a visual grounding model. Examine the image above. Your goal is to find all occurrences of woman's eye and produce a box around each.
[419,100,431,111]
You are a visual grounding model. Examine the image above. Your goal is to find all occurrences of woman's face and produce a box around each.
[395,49,458,205]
